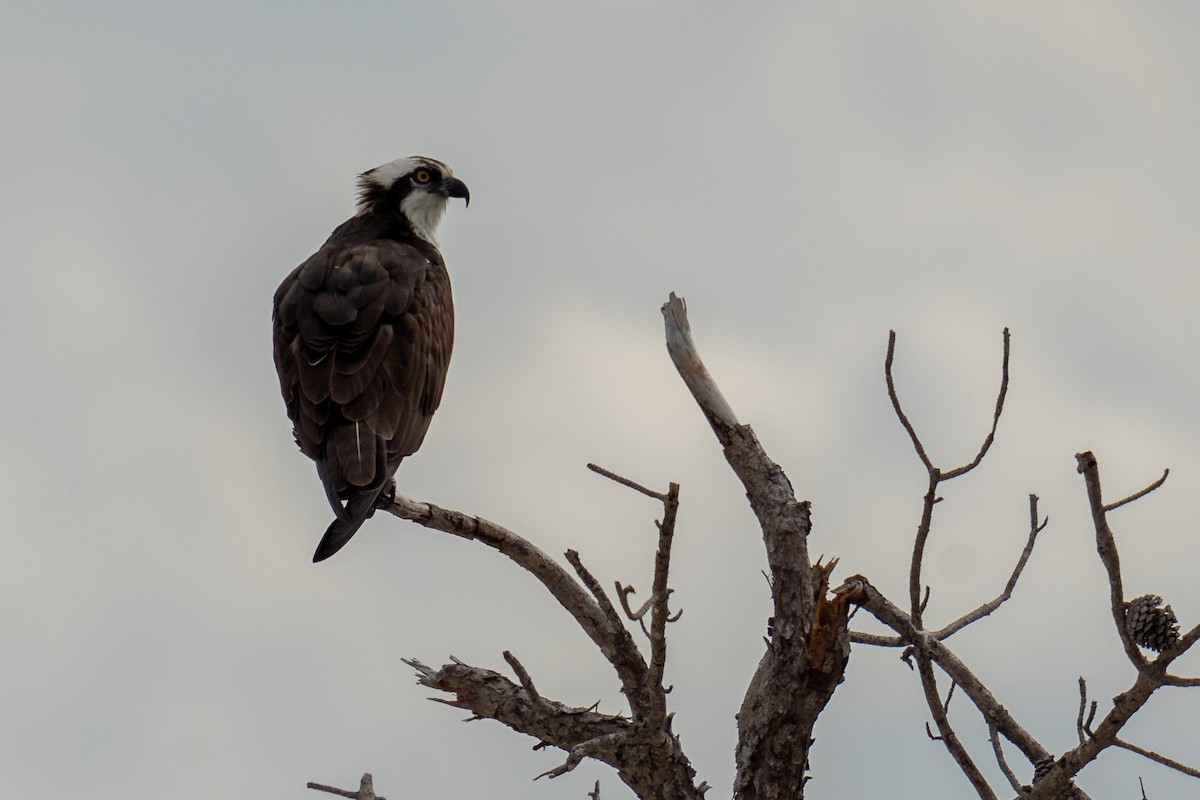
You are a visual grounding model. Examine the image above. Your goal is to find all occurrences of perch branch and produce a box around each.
[388,454,705,799]
[381,494,649,698]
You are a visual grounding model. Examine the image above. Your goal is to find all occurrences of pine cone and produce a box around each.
[1125,594,1180,652]
[1030,757,1085,800]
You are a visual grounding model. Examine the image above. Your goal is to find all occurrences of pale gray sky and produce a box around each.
[3,3,1199,798]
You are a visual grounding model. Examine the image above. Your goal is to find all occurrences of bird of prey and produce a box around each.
[272,156,469,562]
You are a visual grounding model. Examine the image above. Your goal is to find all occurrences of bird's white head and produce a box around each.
[356,156,470,243]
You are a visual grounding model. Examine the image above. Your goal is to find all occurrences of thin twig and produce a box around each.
[916,657,996,799]
[564,550,634,665]
[535,731,630,780]
[1102,468,1169,513]
[646,482,681,730]
[588,463,667,502]
[934,495,1047,640]
[990,724,1023,793]
[943,680,958,713]
[885,330,934,472]
[941,328,1010,481]
[503,650,544,708]
[849,630,904,647]
[1077,677,1088,744]
[1110,738,1200,779]
[615,583,653,637]
[910,471,941,629]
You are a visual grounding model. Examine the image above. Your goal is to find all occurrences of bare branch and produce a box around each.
[1102,468,1169,513]
[910,471,940,629]
[1110,738,1200,779]
[842,575,1051,766]
[646,482,681,729]
[915,657,996,799]
[536,732,631,780]
[616,583,653,635]
[504,650,544,709]
[885,330,935,472]
[388,468,705,800]
[588,462,667,502]
[989,724,1023,793]
[663,294,844,800]
[589,780,601,800]
[380,495,647,683]
[1073,452,1151,669]
[933,494,1047,640]
[849,630,904,647]
[661,293,739,434]
[663,293,814,631]
[1164,673,1200,687]
[941,328,1010,481]
[566,550,628,643]
[307,774,385,800]
[402,657,633,765]
[1076,677,1090,744]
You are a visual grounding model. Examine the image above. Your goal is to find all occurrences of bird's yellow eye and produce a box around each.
[414,169,432,184]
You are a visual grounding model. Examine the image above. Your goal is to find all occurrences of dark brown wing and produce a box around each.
[272,238,454,510]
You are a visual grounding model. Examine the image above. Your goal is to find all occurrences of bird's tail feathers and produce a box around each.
[312,488,382,562]
[316,460,350,522]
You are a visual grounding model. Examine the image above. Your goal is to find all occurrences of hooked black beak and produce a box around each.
[437,177,470,207]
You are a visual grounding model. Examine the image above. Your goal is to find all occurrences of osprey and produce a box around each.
[272,157,469,562]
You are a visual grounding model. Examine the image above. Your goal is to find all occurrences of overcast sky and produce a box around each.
[3,3,1199,798]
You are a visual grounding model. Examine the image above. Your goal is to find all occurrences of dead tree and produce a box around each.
[311,294,1199,800]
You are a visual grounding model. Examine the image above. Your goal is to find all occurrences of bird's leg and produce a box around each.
[376,478,398,510]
